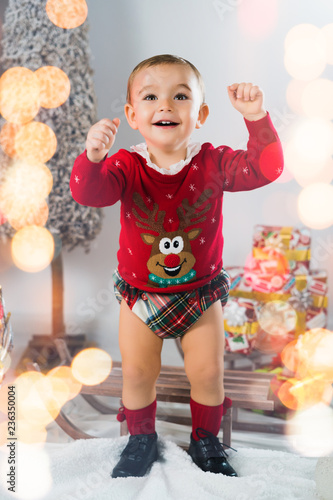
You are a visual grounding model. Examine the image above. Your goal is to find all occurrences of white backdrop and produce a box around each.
[1,0,332,364]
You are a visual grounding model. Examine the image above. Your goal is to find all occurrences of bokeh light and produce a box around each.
[47,365,82,401]
[286,403,333,456]
[301,78,333,120]
[257,300,297,336]
[0,122,21,158]
[296,328,333,382]
[281,339,307,376]
[15,419,48,444]
[9,200,49,231]
[297,183,333,229]
[274,144,294,183]
[278,376,332,411]
[16,370,68,427]
[284,24,322,50]
[286,79,308,115]
[46,0,88,29]
[237,0,278,40]
[0,160,53,227]
[259,142,284,181]
[15,121,57,164]
[35,66,71,109]
[71,348,112,386]
[284,141,333,187]
[284,24,326,81]
[11,226,55,273]
[0,444,52,499]
[0,67,40,124]
[293,118,333,164]
[277,378,299,410]
[254,327,294,354]
[321,23,333,64]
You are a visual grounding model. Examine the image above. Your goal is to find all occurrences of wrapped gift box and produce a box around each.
[224,297,259,354]
[252,225,311,273]
[225,266,328,340]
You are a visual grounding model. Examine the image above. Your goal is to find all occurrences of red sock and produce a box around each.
[117,400,157,435]
[190,397,232,441]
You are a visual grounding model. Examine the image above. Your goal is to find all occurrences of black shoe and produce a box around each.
[188,428,238,476]
[111,432,158,478]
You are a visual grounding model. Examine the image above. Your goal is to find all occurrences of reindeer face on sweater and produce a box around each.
[132,189,212,287]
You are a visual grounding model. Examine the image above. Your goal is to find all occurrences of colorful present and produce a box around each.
[226,266,328,339]
[224,224,328,356]
[224,296,259,354]
[252,225,311,273]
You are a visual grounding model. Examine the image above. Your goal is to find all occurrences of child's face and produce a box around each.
[125,64,209,154]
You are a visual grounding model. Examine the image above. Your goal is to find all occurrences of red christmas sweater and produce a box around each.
[70,113,283,293]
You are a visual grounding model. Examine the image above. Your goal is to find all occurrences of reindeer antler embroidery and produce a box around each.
[132,192,166,235]
[177,189,213,230]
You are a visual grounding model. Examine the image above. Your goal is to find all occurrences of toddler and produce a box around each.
[70,54,283,479]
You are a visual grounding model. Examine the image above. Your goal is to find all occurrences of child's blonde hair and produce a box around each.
[127,54,205,104]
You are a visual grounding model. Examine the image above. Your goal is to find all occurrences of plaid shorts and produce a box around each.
[113,269,230,339]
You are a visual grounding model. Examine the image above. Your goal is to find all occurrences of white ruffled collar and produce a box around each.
[130,141,201,175]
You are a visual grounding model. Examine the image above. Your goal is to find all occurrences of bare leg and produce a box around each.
[118,300,163,410]
[181,301,225,405]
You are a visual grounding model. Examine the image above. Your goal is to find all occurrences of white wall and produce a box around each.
[1,0,332,364]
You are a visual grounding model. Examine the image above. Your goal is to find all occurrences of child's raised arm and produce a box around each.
[227,83,267,122]
[86,117,120,163]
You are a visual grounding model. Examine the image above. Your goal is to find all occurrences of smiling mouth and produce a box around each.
[157,259,185,276]
[153,121,179,127]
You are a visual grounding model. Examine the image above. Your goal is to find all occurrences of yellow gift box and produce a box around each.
[252,225,311,271]
[226,267,328,338]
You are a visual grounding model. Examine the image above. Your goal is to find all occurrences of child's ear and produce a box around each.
[124,103,139,130]
[195,103,209,129]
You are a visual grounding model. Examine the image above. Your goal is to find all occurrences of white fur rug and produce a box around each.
[0,436,319,500]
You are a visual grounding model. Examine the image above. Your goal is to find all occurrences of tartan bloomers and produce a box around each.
[113,268,230,339]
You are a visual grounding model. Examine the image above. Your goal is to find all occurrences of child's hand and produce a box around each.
[86,118,120,163]
[227,83,266,121]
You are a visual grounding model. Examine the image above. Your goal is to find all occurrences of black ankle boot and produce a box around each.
[188,428,238,476]
[111,432,158,478]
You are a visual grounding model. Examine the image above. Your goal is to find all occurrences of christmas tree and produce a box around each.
[0,0,101,366]
[0,0,101,249]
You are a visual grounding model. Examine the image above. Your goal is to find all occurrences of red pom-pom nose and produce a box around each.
[164,254,180,268]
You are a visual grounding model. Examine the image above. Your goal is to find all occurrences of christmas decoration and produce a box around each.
[35,65,71,109]
[0,66,40,124]
[226,224,331,420]
[0,0,102,251]
[224,225,328,356]
[252,224,311,272]
[224,297,258,354]
[0,0,101,369]
[46,0,88,30]
[11,225,55,272]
